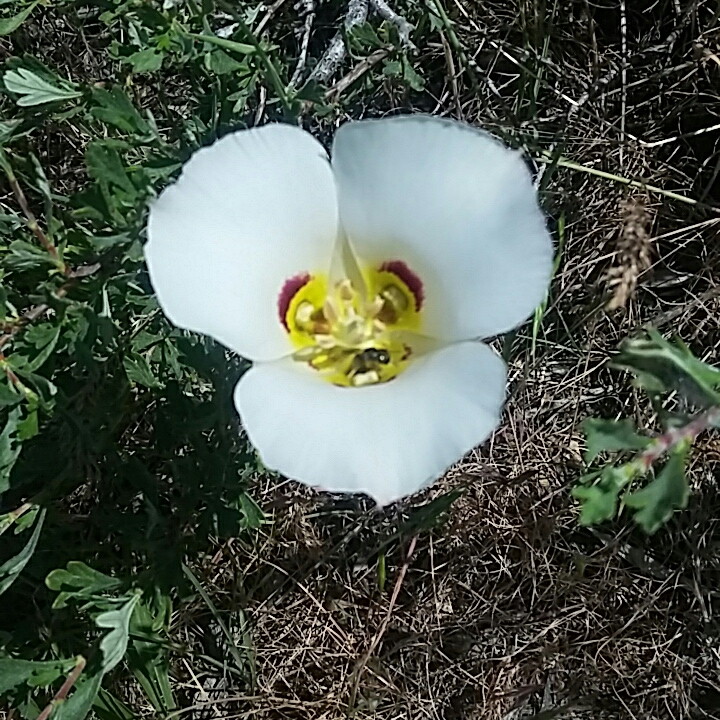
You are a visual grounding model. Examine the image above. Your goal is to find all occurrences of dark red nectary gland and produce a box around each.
[278,273,310,330]
[380,260,424,310]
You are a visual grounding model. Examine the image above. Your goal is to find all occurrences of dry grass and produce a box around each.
[12,0,713,717]
[604,195,654,310]
[156,1,720,718]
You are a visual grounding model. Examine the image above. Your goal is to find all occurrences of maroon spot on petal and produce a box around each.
[380,260,424,310]
[278,273,311,330]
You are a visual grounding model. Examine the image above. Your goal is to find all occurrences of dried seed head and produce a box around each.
[605,195,653,310]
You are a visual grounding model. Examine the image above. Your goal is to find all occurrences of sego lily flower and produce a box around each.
[145,115,552,506]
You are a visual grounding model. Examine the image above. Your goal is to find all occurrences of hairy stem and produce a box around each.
[632,407,720,473]
[0,149,67,275]
[36,656,87,720]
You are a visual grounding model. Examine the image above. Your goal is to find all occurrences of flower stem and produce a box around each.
[36,656,87,720]
[0,149,68,274]
[631,406,720,474]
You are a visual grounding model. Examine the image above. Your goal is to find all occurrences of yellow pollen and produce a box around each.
[283,269,422,387]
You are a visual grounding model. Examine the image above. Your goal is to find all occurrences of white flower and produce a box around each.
[145,115,552,506]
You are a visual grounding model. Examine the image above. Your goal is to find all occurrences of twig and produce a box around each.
[324,48,390,101]
[347,534,418,711]
[642,121,720,149]
[0,149,67,275]
[289,0,316,88]
[568,0,699,120]
[632,407,720,473]
[255,0,291,35]
[369,0,415,48]
[36,656,87,720]
[310,0,368,84]
[254,83,267,125]
[0,262,101,351]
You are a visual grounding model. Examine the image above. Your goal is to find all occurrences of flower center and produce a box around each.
[279,262,424,387]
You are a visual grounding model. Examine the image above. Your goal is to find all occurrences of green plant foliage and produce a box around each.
[0,2,39,36]
[572,467,629,526]
[625,448,690,534]
[574,331,720,533]
[0,10,265,716]
[53,673,104,720]
[582,418,650,464]
[0,0,444,714]
[3,67,82,106]
[0,408,24,493]
[0,506,45,594]
[614,329,720,406]
[46,561,124,609]
[0,657,77,694]
[96,594,141,673]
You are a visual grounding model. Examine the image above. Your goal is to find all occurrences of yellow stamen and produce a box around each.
[283,266,423,387]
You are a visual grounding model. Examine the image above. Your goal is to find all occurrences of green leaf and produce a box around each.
[572,466,629,525]
[28,659,71,687]
[614,330,720,407]
[17,409,38,440]
[3,68,82,106]
[377,552,386,593]
[52,671,103,720]
[14,504,39,533]
[625,449,690,534]
[46,560,122,593]
[403,59,425,91]
[0,507,46,595]
[127,598,176,713]
[237,491,264,530]
[25,325,61,372]
[30,152,52,212]
[583,417,650,464]
[428,11,443,31]
[46,561,123,609]
[126,48,164,73]
[90,86,150,135]
[8,239,58,270]
[401,489,463,532]
[206,49,245,75]
[85,142,136,195]
[0,381,22,408]
[293,80,325,104]
[96,593,141,672]
[89,232,132,251]
[93,689,136,720]
[572,484,617,525]
[347,22,385,51]
[0,406,23,494]
[123,352,161,389]
[0,656,76,693]
[382,60,402,77]
[11,366,57,407]
[0,1,39,36]
[0,118,22,144]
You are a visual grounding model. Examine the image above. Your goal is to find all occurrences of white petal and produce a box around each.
[145,124,338,361]
[331,115,553,342]
[235,342,506,506]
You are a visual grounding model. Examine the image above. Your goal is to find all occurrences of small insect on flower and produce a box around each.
[144,115,553,506]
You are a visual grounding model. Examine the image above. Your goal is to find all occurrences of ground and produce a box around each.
[1,0,720,718]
